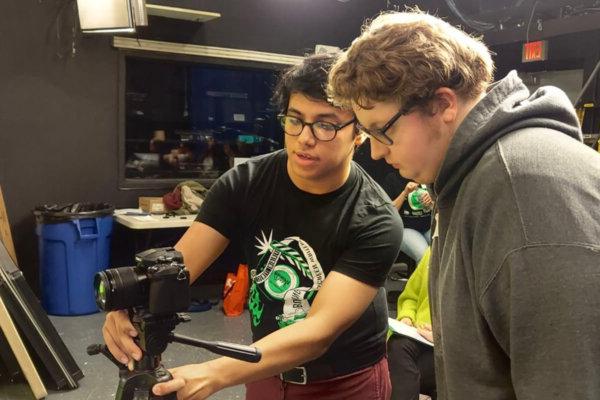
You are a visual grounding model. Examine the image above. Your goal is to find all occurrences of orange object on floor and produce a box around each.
[223,264,249,317]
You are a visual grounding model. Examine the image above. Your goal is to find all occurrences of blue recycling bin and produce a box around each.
[34,203,114,315]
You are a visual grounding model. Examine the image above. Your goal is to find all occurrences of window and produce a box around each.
[120,54,283,188]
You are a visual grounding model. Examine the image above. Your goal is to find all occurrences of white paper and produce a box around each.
[388,318,434,347]
[234,157,250,166]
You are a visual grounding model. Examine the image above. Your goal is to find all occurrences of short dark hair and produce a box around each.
[272,53,337,113]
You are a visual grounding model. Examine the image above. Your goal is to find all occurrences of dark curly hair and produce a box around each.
[271,53,338,113]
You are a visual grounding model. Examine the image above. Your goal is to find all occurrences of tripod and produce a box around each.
[88,310,261,400]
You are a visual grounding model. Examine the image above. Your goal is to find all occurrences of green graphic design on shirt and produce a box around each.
[250,230,325,329]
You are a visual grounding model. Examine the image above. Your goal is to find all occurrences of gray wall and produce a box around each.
[0,0,384,290]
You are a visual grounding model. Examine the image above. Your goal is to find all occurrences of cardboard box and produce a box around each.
[138,197,165,214]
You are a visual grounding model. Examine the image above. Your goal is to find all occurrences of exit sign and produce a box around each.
[522,40,548,63]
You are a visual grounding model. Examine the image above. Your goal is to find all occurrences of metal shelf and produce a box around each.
[146,4,220,22]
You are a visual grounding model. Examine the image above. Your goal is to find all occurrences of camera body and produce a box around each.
[94,247,190,315]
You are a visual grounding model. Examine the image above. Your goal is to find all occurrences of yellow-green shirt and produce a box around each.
[396,247,431,327]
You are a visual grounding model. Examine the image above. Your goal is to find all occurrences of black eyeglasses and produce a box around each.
[355,108,407,146]
[278,115,356,142]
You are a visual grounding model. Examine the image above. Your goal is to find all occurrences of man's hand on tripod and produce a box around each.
[152,362,222,400]
[102,310,142,365]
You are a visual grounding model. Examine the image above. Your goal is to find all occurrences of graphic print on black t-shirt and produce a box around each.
[249,230,325,329]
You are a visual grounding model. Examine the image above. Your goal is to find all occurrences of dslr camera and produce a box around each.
[94,247,190,315]
[89,247,261,400]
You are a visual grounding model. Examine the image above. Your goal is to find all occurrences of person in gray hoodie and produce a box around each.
[329,10,600,400]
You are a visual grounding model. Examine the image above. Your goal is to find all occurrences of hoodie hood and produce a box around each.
[434,70,581,202]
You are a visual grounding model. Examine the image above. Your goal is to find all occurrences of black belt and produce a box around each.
[280,366,309,385]
[279,355,383,385]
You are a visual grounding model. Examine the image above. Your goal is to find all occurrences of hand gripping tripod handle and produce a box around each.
[168,333,262,363]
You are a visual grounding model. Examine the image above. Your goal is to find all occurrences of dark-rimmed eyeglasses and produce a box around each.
[355,108,407,146]
[278,115,356,142]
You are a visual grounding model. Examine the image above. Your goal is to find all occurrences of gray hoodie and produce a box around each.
[430,71,600,399]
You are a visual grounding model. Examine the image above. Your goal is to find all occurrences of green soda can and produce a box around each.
[407,187,430,211]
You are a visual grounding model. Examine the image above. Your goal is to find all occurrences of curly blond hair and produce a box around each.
[328,10,494,109]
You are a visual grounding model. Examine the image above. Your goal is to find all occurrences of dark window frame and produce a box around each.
[117,50,284,190]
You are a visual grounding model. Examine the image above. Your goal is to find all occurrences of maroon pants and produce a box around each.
[245,357,391,400]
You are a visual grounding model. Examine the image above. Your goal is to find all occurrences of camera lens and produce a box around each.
[96,277,108,308]
[94,267,147,311]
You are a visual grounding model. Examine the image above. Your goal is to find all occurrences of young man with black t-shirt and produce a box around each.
[102,54,402,400]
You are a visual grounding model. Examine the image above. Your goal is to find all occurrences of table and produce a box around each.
[111,209,196,266]
[113,209,197,229]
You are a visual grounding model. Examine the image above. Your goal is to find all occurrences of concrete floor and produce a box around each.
[0,307,251,400]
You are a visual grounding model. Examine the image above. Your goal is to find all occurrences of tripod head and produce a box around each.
[87,248,261,400]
